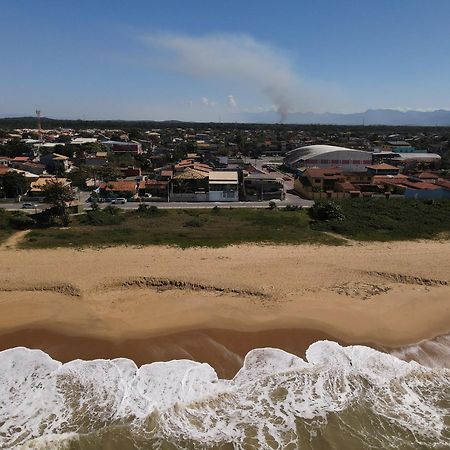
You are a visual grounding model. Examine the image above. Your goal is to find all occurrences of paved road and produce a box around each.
[0,203,49,213]
[0,197,313,212]
[92,198,313,210]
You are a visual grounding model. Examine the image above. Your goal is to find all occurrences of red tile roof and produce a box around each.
[12,156,30,162]
[398,180,441,190]
[417,172,439,180]
[437,179,450,189]
[366,163,398,170]
[338,181,358,192]
[100,180,144,192]
[372,175,407,185]
[145,179,168,187]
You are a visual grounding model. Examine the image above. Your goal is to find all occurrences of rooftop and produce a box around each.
[209,171,238,184]
[284,145,371,164]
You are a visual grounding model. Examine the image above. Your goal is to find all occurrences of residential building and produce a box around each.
[243,173,284,201]
[101,140,143,155]
[208,171,239,202]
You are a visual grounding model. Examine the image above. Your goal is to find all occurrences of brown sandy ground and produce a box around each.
[0,240,449,374]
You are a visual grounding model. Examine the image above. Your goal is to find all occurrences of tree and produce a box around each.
[97,164,121,182]
[310,202,345,221]
[43,181,75,226]
[0,141,32,158]
[1,172,31,198]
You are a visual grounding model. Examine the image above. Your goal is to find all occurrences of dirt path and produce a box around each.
[0,230,30,250]
[321,230,355,244]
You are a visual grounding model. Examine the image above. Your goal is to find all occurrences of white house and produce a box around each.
[208,171,239,202]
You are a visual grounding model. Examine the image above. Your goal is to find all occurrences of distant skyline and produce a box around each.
[2,0,450,121]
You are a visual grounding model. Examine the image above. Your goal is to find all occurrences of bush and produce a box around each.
[104,205,120,215]
[9,213,35,230]
[137,203,160,216]
[285,204,300,212]
[310,198,450,241]
[82,207,123,226]
[184,218,203,227]
[268,201,277,210]
[310,202,345,221]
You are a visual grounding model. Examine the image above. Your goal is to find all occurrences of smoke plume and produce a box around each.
[142,33,305,122]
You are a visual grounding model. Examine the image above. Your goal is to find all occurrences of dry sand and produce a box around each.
[0,240,449,375]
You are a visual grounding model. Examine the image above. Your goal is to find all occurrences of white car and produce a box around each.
[111,198,127,204]
[22,203,37,209]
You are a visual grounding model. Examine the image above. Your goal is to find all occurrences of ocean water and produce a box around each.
[1,341,449,450]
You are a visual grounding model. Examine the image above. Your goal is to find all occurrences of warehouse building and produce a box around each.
[284,145,373,172]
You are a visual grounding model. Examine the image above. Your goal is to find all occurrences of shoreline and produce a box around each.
[0,327,346,379]
[1,240,449,375]
[1,326,448,379]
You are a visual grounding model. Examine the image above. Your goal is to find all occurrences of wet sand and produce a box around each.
[0,240,449,374]
[0,327,345,378]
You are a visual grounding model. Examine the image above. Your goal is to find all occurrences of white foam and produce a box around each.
[0,341,449,449]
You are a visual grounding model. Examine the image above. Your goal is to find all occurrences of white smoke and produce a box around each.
[142,33,305,122]
[201,97,216,107]
[227,94,238,109]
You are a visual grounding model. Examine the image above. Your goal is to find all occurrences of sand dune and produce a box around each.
[0,240,449,369]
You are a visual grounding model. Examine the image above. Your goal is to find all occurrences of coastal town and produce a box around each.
[1,118,450,211]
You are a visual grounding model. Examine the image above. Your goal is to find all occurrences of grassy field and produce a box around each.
[0,209,33,244]
[20,207,343,249]
[9,199,450,249]
[310,198,450,241]
[0,229,13,244]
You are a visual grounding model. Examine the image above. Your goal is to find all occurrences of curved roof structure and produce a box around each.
[284,145,370,166]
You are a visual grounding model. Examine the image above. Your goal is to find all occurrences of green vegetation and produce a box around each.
[7,199,450,249]
[310,198,450,241]
[0,172,31,198]
[0,209,34,243]
[42,181,75,227]
[20,208,342,249]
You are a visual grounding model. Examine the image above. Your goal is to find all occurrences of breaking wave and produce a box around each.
[1,341,449,449]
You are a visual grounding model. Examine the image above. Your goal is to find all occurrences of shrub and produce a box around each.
[104,205,120,215]
[137,203,148,212]
[137,203,160,215]
[268,201,277,210]
[184,218,203,227]
[9,213,35,230]
[82,207,123,226]
[310,202,345,221]
[285,204,300,212]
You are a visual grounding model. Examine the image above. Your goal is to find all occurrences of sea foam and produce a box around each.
[1,341,449,449]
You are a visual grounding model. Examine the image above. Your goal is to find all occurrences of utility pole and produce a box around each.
[36,110,42,137]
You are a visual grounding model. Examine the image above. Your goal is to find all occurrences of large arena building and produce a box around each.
[284,145,373,172]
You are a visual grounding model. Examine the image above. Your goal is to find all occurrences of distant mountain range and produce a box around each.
[2,109,450,127]
[237,109,450,126]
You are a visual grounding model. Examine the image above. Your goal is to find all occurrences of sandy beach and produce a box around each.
[0,240,449,375]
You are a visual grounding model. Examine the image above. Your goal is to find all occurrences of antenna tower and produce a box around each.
[36,110,42,136]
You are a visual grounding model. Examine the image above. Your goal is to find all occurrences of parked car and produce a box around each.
[111,198,127,204]
[22,203,37,209]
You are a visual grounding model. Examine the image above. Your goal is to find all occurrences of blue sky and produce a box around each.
[1,0,450,120]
